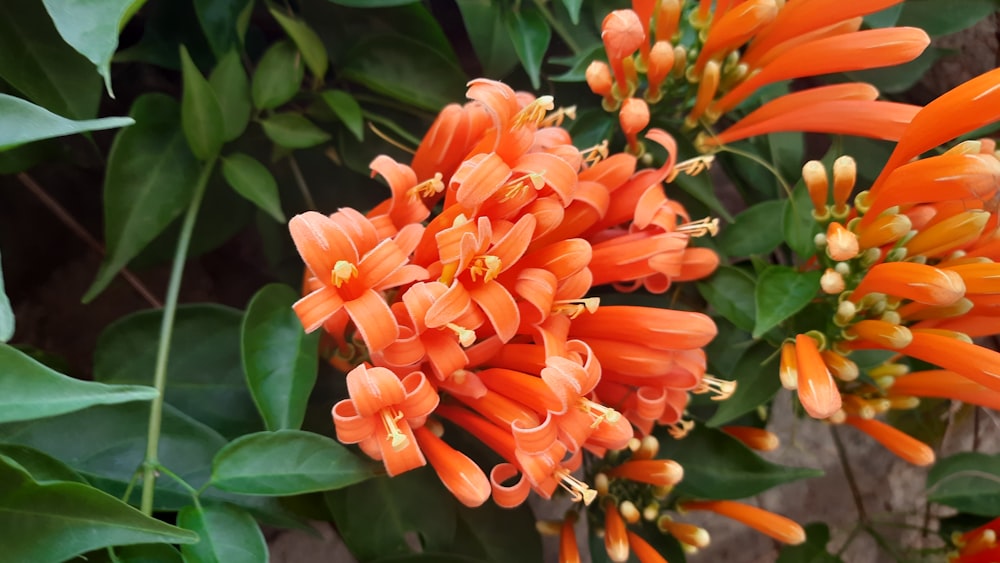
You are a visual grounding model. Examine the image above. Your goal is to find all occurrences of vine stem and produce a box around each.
[532,0,583,55]
[140,157,217,515]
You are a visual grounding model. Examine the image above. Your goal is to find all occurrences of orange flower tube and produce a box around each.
[794,334,842,419]
[681,500,806,544]
[842,416,935,466]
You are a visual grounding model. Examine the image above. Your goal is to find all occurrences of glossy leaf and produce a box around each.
[327,0,418,5]
[327,467,457,560]
[781,181,818,259]
[251,40,304,111]
[211,430,374,495]
[504,3,551,89]
[41,0,135,95]
[707,341,782,426]
[0,444,86,484]
[776,523,843,563]
[550,45,605,82]
[222,153,285,222]
[321,90,364,141]
[0,455,198,562]
[897,0,999,36]
[656,424,822,499]
[560,0,583,24]
[455,0,520,78]
[178,504,267,563]
[718,200,786,257]
[0,249,12,342]
[927,452,1000,516]
[97,543,184,563]
[0,94,133,151]
[94,305,261,439]
[567,108,616,150]
[0,343,156,424]
[341,34,466,112]
[84,94,200,302]
[260,113,331,149]
[450,502,543,563]
[0,0,101,119]
[208,49,252,141]
[269,7,328,79]
[180,45,225,159]
[698,266,757,333]
[753,266,822,338]
[241,284,318,430]
[194,0,251,57]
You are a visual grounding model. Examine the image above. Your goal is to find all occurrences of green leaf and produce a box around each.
[0,444,86,483]
[41,0,135,95]
[99,543,184,563]
[550,45,604,82]
[559,0,583,24]
[698,266,757,333]
[327,467,457,560]
[209,49,252,141]
[566,108,615,150]
[753,266,821,338]
[718,200,786,258]
[341,34,466,112]
[178,504,267,563]
[655,424,822,499]
[455,0,520,78]
[845,47,947,94]
[0,94,133,151]
[241,284,319,431]
[782,180,819,259]
[260,113,331,149]
[671,136,735,222]
[450,503,543,563]
[0,455,197,562]
[927,452,1000,516]
[94,305,262,439]
[211,430,374,495]
[221,153,285,222]
[777,523,843,563]
[0,0,101,119]
[897,0,999,36]
[505,3,551,89]
[321,90,364,141]
[84,93,200,303]
[251,40,304,111]
[194,0,251,57]
[0,249,12,342]
[707,341,782,426]
[269,7,328,79]
[180,46,225,159]
[864,3,904,27]
[327,0,417,5]
[0,343,156,424]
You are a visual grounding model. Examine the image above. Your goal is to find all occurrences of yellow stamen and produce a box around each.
[445,323,476,347]
[499,172,546,202]
[581,140,609,166]
[693,375,736,401]
[406,172,444,201]
[676,216,719,237]
[512,95,555,129]
[469,255,502,283]
[331,260,359,287]
[578,397,622,428]
[540,105,577,127]
[667,419,695,439]
[667,155,714,182]
[551,297,601,319]
[554,468,597,505]
[438,261,459,286]
[379,408,408,450]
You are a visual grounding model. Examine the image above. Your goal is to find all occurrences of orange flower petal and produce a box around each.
[842,415,935,466]
[414,426,491,507]
[794,334,842,419]
[681,500,806,544]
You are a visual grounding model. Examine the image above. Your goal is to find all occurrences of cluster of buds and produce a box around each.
[778,68,1000,465]
[951,517,1000,563]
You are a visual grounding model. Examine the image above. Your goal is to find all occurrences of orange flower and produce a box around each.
[627,530,669,563]
[841,416,935,466]
[606,459,683,487]
[413,426,490,507]
[794,334,841,419]
[722,425,780,451]
[681,500,806,545]
[559,512,581,563]
[900,331,1000,393]
[889,370,1000,411]
[604,500,630,562]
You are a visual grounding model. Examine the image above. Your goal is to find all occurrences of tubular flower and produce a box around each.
[680,500,806,545]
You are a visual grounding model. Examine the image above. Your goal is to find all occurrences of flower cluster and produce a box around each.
[289,79,730,517]
[779,67,1000,464]
[586,0,929,149]
[951,517,1000,563]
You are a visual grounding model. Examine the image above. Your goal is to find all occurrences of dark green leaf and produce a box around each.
[178,504,267,563]
[327,0,417,5]
[270,7,328,79]
[327,467,457,560]
[455,0,520,78]
[505,4,551,89]
[707,341,782,426]
[260,113,331,149]
[209,49,252,141]
[781,179,818,259]
[698,266,757,333]
[109,543,184,563]
[671,136,735,222]
[41,0,134,95]
[566,108,615,150]
[550,45,604,82]
[768,131,805,194]
[84,93,200,302]
[0,455,197,562]
[560,0,583,24]
[656,424,822,499]
[94,305,261,439]
[113,0,214,70]
[718,200,786,257]
[0,0,101,119]
[777,523,843,563]
[864,3,904,27]
[0,249,12,342]
[845,47,947,94]
[753,266,821,338]
[211,430,374,495]
[180,45,225,159]
[0,444,86,483]
[897,0,999,36]
[0,94,133,151]
[241,284,319,431]
[194,0,251,57]
[222,153,285,222]
[251,40,304,111]
[927,452,1000,516]
[450,502,543,563]
[341,34,466,112]
[0,343,156,424]
[321,90,364,141]
[374,555,484,563]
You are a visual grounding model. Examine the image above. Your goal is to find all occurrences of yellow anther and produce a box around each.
[331,260,359,287]
[540,105,577,127]
[469,255,502,283]
[406,173,444,201]
[554,469,597,505]
[551,297,601,319]
[676,216,719,237]
[667,155,715,182]
[693,375,736,401]
[581,140,609,166]
[667,419,695,439]
[512,96,555,129]
[578,397,622,428]
[445,323,476,347]
[499,172,546,202]
[379,408,408,450]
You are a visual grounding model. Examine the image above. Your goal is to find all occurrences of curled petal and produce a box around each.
[490,463,531,508]
[332,400,375,444]
[345,364,406,417]
[512,413,560,454]
[400,371,440,420]
[344,289,400,353]
[293,286,346,333]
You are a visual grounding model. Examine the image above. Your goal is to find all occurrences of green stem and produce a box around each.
[532,0,583,55]
[288,155,317,210]
[140,157,217,515]
[156,463,203,510]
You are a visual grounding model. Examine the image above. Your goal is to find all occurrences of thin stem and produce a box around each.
[155,463,202,510]
[16,173,162,308]
[830,424,868,523]
[140,157,217,515]
[532,0,583,54]
[714,144,793,199]
[288,155,317,210]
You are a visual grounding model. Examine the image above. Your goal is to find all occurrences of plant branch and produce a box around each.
[831,424,868,523]
[532,0,583,55]
[140,157,216,515]
[16,173,162,308]
[288,154,317,210]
